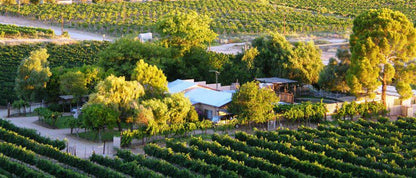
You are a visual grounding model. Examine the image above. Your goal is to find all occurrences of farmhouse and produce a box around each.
[168,79,236,122]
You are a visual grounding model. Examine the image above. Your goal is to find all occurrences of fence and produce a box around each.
[389,105,402,116]
[6,102,44,117]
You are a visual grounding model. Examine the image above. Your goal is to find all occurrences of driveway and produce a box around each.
[0,15,114,41]
[0,109,112,159]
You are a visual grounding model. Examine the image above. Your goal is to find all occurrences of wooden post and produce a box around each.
[7,102,10,118]
[103,141,106,155]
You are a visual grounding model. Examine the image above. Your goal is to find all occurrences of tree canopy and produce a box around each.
[347,8,416,103]
[60,71,88,103]
[228,81,279,125]
[156,10,217,53]
[98,38,173,80]
[15,48,52,102]
[318,48,351,92]
[131,59,168,97]
[291,41,323,84]
[88,75,145,130]
[252,33,323,85]
[81,103,119,141]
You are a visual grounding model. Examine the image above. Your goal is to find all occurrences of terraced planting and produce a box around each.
[1,116,415,177]
[0,24,54,39]
[93,117,416,178]
[0,0,351,36]
[0,119,130,177]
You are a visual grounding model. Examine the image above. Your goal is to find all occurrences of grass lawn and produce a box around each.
[77,129,121,142]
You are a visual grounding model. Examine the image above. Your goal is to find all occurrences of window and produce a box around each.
[205,109,213,119]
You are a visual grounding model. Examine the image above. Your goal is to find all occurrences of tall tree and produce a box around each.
[15,48,52,102]
[131,60,168,97]
[318,48,351,92]
[141,98,169,136]
[88,75,145,131]
[291,41,323,84]
[59,71,88,107]
[163,93,195,124]
[347,9,416,104]
[228,81,279,126]
[81,103,118,142]
[156,10,217,53]
[253,33,323,85]
[98,38,173,80]
[176,47,230,83]
[252,32,293,78]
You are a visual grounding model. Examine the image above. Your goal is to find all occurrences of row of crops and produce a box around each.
[0,0,351,36]
[0,118,126,177]
[0,41,109,105]
[273,0,416,21]
[1,116,415,177]
[0,23,54,39]
[100,117,416,177]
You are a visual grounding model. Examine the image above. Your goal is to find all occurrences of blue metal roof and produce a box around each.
[168,79,197,93]
[184,88,232,107]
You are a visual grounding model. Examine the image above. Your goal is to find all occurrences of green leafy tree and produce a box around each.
[176,47,230,83]
[98,38,173,80]
[252,33,323,85]
[252,32,293,78]
[88,75,145,131]
[228,81,279,126]
[291,41,323,84]
[318,48,351,92]
[156,10,217,53]
[15,48,52,102]
[81,103,118,142]
[347,9,416,104]
[46,65,102,102]
[163,93,195,124]
[77,65,104,93]
[12,99,30,115]
[59,71,88,107]
[45,67,68,102]
[241,47,259,70]
[131,60,168,97]
[141,98,169,136]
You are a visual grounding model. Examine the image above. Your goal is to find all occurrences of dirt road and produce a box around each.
[0,15,114,41]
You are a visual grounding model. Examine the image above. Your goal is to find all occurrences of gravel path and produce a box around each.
[0,15,114,41]
[0,109,112,159]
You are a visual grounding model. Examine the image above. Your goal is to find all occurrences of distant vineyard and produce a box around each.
[0,0,351,36]
[0,41,109,105]
[273,0,416,21]
[0,24,54,38]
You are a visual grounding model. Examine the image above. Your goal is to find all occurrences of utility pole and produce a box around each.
[209,70,220,90]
